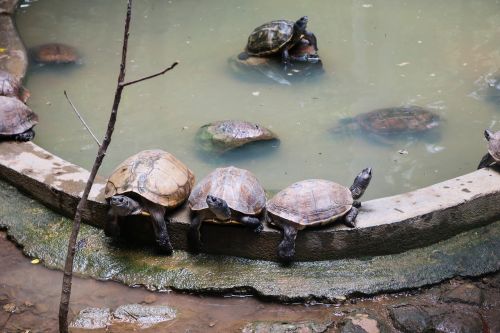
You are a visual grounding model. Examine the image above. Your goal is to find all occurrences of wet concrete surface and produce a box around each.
[1,231,499,332]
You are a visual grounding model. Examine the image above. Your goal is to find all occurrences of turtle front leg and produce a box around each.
[144,201,173,255]
[104,210,120,238]
[282,48,291,71]
[13,129,35,142]
[478,153,495,169]
[343,207,358,228]
[277,224,298,264]
[188,214,203,253]
[304,31,318,51]
[240,214,263,233]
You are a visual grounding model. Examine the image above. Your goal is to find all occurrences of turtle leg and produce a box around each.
[104,209,120,238]
[343,207,358,228]
[478,153,495,169]
[352,201,361,208]
[188,214,203,253]
[143,201,172,255]
[304,31,318,51]
[282,48,291,71]
[277,224,298,264]
[13,129,35,142]
[240,212,264,234]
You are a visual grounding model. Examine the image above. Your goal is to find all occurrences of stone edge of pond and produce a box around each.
[0,1,499,261]
[1,178,499,302]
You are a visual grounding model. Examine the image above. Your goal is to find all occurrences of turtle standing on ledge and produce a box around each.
[478,129,500,169]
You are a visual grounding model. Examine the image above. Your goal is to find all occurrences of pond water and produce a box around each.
[16,0,500,199]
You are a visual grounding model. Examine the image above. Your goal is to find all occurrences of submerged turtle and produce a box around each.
[30,43,79,64]
[0,96,38,141]
[0,70,30,103]
[188,166,266,252]
[246,16,318,69]
[267,168,373,263]
[230,38,323,85]
[332,106,440,143]
[104,150,195,255]
[477,129,500,169]
[196,120,278,153]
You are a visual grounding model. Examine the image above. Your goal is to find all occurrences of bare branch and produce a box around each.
[64,90,102,147]
[120,62,178,87]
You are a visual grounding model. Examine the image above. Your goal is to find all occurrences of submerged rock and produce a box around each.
[30,43,80,64]
[112,304,176,328]
[196,120,278,153]
[340,310,389,333]
[242,319,333,333]
[389,304,433,333]
[70,307,111,330]
[440,283,483,305]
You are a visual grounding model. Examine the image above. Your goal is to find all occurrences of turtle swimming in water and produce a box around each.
[188,166,266,252]
[196,120,278,154]
[332,106,440,143]
[0,96,38,142]
[104,150,195,255]
[267,168,372,263]
[246,16,318,69]
[30,43,80,64]
[477,129,500,169]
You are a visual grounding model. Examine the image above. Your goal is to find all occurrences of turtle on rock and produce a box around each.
[246,16,318,69]
[267,168,373,263]
[104,150,195,255]
[478,129,500,169]
[188,166,267,252]
[0,96,38,141]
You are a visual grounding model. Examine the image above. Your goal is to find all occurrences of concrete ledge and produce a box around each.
[1,141,499,261]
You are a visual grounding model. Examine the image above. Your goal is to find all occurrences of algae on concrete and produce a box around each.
[0,179,499,302]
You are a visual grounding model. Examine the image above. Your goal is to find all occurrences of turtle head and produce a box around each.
[109,195,142,216]
[349,167,373,200]
[206,195,231,220]
[294,16,308,32]
[485,129,494,141]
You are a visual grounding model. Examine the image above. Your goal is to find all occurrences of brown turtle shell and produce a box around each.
[105,150,195,208]
[188,166,265,215]
[0,96,38,135]
[267,179,353,228]
[487,131,500,162]
[246,20,295,56]
[31,43,79,64]
[357,106,439,134]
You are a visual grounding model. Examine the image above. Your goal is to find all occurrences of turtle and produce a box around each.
[104,149,195,255]
[0,96,38,142]
[0,70,30,103]
[477,129,500,169]
[267,167,373,263]
[188,166,266,252]
[30,43,79,64]
[196,120,279,153]
[246,16,318,69]
[331,106,440,143]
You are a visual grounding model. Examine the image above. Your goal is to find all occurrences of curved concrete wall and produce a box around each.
[0,0,499,261]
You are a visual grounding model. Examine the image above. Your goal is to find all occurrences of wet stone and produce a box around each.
[241,320,333,333]
[440,283,483,305]
[388,304,433,333]
[112,304,176,329]
[340,311,387,333]
[432,311,483,333]
[69,307,111,329]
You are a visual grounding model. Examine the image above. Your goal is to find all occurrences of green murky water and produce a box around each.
[16,0,500,199]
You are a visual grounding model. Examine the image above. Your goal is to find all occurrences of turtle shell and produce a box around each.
[356,106,439,134]
[487,131,500,162]
[0,96,38,136]
[188,166,265,216]
[31,43,79,64]
[105,150,195,208]
[0,70,20,97]
[267,179,353,228]
[246,20,295,56]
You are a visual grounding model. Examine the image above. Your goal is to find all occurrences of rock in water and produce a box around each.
[196,120,278,153]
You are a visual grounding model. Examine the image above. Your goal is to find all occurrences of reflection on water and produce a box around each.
[15,0,500,199]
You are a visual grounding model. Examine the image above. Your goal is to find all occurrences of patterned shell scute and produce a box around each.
[247,20,294,55]
[188,166,265,215]
[0,96,38,135]
[267,179,353,226]
[357,106,439,134]
[104,150,195,208]
[488,131,500,162]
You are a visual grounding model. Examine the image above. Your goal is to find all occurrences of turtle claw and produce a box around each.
[253,223,264,234]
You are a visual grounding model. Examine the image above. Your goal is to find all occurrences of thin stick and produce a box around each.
[120,62,178,87]
[64,90,102,147]
[57,0,177,331]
